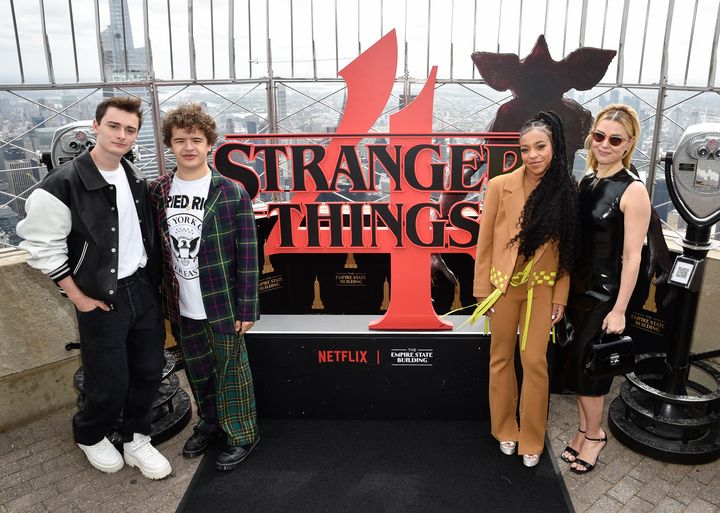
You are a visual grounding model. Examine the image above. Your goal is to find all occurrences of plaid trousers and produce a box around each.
[177,317,258,446]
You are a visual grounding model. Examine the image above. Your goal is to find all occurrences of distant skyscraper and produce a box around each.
[0,205,20,246]
[0,178,11,209]
[98,1,158,177]
[101,0,149,80]
[277,84,287,121]
[622,95,641,118]
[3,147,40,217]
[225,118,236,135]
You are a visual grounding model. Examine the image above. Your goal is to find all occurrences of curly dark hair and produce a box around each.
[510,111,579,276]
[162,103,218,147]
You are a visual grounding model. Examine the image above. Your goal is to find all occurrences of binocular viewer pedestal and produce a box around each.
[609,148,720,464]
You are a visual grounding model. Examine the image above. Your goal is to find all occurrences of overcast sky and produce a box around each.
[0,0,717,87]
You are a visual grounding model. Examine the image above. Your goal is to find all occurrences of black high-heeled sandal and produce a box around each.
[560,429,585,464]
[570,434,607,474]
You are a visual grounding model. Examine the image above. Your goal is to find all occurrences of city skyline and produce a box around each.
[1,0,720,246]
[0,0,718,87]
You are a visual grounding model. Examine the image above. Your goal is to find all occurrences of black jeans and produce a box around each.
[73,271,165,445]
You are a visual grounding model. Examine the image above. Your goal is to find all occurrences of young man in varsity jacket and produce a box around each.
[149,103,260,471]
[17,96,172,480]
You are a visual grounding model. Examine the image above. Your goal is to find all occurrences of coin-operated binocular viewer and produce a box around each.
[40,121,137,173]
[609,124,720,463]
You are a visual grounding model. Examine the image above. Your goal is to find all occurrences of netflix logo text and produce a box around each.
[317,350,370,364]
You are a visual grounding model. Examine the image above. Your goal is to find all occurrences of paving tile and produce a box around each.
[629,457,667,484]
[572,496,594,513]
[69,495,107,513]
[0,445,33,469]
[669,474,708,506]
[143,490,181,513]
[42,479,97,511]
[30,460,86,490]
[651,497,686,513]
[607,476,645,505]
[168,474,194,499]
[575,474,614,504]
[620,449,645,467]
[16,444,65,470]
[12,507,49,513]
[0,479,35,505]
[636,476,676,505]
[3,484,57,512]
[599,458,638,485]
[684,498,719,513]
[699,475,720,507]
[1,373,720,513]
[657,463,692,484]
[600,438,626,463]
[692,464,720,485]
[562,467,591,493]
[52,467,98,494]
[0,465,38,494]
[586,496,623,513]
[51,503,86,513]
[618,496,655,513]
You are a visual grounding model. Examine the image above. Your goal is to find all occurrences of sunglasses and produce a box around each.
[591,131,627,147]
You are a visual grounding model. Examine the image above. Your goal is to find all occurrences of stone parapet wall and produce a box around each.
[0,252,80,431]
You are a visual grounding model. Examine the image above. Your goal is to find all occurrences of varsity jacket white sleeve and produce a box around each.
[16,188,73,282]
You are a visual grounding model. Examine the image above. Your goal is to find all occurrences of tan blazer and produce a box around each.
[473,166,570,305]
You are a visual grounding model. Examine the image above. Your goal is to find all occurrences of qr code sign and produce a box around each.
[672,261,695,286]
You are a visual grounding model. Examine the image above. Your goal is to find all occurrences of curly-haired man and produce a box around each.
[149,103,260,470]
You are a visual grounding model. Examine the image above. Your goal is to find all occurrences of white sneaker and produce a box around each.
[78,437,124,473]
[499,441,516,455]
[123,433,172,480]
[523,454,540,467]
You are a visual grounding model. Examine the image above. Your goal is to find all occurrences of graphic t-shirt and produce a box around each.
[167,173,212,319]
[98,166,147,279]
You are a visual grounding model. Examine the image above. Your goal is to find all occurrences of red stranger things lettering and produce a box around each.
[215,140,516,249]
[213,30,520,331]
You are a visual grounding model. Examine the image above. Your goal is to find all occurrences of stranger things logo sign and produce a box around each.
[215,30,519,330]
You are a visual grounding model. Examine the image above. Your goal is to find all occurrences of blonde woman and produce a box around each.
[559,104,651,474]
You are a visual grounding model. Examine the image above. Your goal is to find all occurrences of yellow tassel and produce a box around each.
[455,288,503,329]
[520,286,533,352]
[468,289,503,325]
[440,302,478,318]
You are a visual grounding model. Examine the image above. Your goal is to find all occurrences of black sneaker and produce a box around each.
[182,428,220,458]
[216,438,259,471]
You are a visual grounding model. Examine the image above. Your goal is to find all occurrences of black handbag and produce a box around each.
[583,331,635,379]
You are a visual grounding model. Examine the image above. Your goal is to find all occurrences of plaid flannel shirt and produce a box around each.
[150,168,260,334]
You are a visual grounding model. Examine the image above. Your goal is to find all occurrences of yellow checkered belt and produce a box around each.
[461,259,556,351]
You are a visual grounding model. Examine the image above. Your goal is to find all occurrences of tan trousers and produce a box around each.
[488,283,553,455]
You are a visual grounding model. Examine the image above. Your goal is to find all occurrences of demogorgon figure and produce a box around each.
[434,35,671,290]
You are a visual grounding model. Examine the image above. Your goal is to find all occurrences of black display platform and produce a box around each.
[175,419,573,513]
[245,315,491,420]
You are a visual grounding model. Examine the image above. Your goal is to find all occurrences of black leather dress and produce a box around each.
[560,168,640,396]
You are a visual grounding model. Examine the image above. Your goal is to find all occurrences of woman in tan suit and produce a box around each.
[473,111,579,467]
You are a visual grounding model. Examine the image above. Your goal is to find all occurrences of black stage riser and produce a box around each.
[246,329,491,420]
